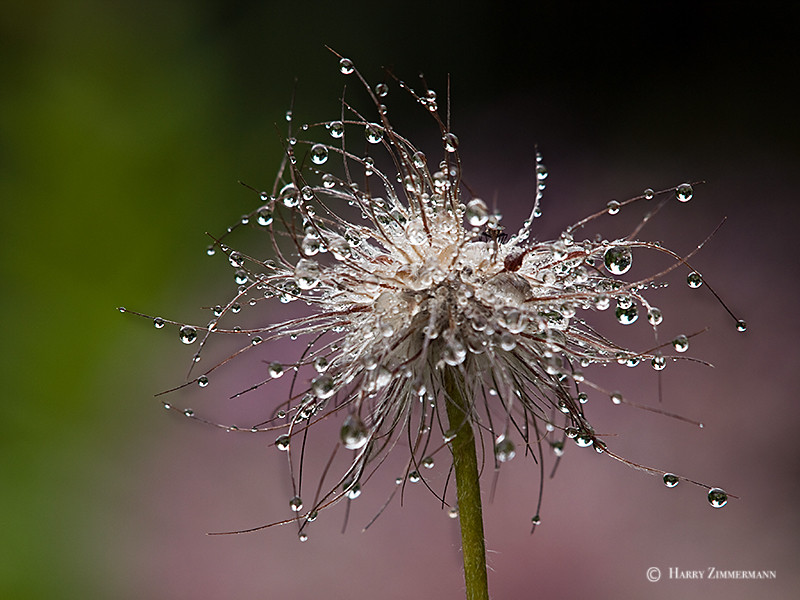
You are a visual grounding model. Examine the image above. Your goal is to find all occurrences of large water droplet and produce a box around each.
[663,473,679,488]
[465,198,489,227]
[289,496,304,512]
[672,335,689,352]
[494,436,516,462]
[310,144,329,165]
[604,246,632,275]
[687,271,703,288]
[707,488,728,508]
[365,124,383,144]
[647,307,663,325]
[615,304,639,325]
[268,362,284,378]
[275,434,290,451]
[329,121,344,139]
[197,375,209,387]
[676,183,693,202]
[295,258,321,290]
[736,320,747,332]
[339,58,354,74]
[607,200,620,215]
[312,375,336,399]
[651,354,666,371]
[644,188,655,200]
[179,326,198,344]
[443,133,458,152]
[257,207,273,226]
[153,317,165,329]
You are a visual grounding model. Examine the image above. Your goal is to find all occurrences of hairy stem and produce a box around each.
[444,368,489,600]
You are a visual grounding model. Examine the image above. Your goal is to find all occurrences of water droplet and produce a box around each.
[422,456,434,469]
[607,199,620,215]
[647,307,663,325]
[310,144,329,165]
[294,258,321,290]
[651,354,666,370]
[644,188,655,200]
[153,317,165,329]
[298,532,308,542]
[275,434,290,451]
[234,270,248,285]
[736,320,747,332]
[327,122,344,140]
[687,271,703,288]
[340,414,368,450]
[206,245,216,256]
[663,473,679,488]
[312,375,336,399]
[604,246,632,275]
[408,470,421,483]
[443,133,458,152]
[707,488,728,508]
[339,58,354,74]
[268,362,284,378]
[465,198,489,227]
[412,151,426,168]
[610,391,624,405]
[183,408,194,417]
[197,375,209,387]
[289,496,303,512]
[494,436,516,462]
[672,335,689,352]
[285,110,292,122]
[231,304,241,314]
[615,304,639,325]
[375,82,388,97]
[575,434,593,447]
[257,207,273,226]
[577,392,588,404]
[365,123,383,144]
[179,326,198,344]
[536,164,548,180]
[443,429,457,443]
[676,183,693,202]
[531,515,541,526]
[345,482,361,499]
[251,336,262,345]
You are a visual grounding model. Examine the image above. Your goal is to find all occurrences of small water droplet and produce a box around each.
[644,188,655,200]
[707,488,728,508]
[610,391,624,405]
[607,199,620,215]
[179,326,198,344]
[310,144,329,165]
[340,414,368,450]
[494,436,516,462]
[339,58,354,74]
[375,82,388,97]
[531,515,541,526]
[257,207,273,226]
[312,375,336,399]
[365,123,383,144]
[736,320,747,332]
[443,133,458,152]
[153,317,165,329]
[577,392,588,404]
[298,532,308,542]
[206,246,216,256]
[603,246,632,275]
[289,496,304,512]
[615,304,639,325]
[412,151,426,168]
[295,258,321,290]
[676,183,693,202]
[687,271,703,288]
[197,375,209,387]
[647,307,663,325]
[183,408,194,417]
[448,507,459,519]
[275,434,290,451]
[672,335,689,352]
[408,470,421,483]
[422,456,434,469]
[651,354,666,371]
[663,473,679,488]
[329,121,344,139]
[269,362,284,378]
[465,198,489,227]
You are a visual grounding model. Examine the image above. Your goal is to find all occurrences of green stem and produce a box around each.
[444,368,489,600]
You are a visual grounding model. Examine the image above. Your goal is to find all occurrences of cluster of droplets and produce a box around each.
[123,54,748,541]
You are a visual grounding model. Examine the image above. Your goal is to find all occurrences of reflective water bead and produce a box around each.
[736,320,747,332]
[687,271,703,288]
[234,270,248,285]
[606,199,620,215]
[412,151,426,168]
[310,144,329,165]
[575,434,593,447]
[257,207,273,226]
[206,245,216,256]
[295,258,321,290]
[672,334,689,352]
[465,198,489,227]
[197,375,209,387]
[676,182,693,202]
[651,354,666,370]
[268,362,284,378]
[422,456,434,469]
[229,251,244,267]
[329,121,344,138]
[153,317,165,329]
[531,515,541,526]
[183,408,194,417]
[644,188,655,200]
[448,507,459,519]
[647,307,663,325]
[289,496,304,512]
[610,391,623,405]
[564,427,579,439]
[312,375,335,399]
[577,392,588,404]
[552,441,564,457]
[663,473,679,488]
[536,164,548,180]
[494,436,516,462]
[707,488,728,508]
[615,304,639,325]
[375,82,388,97]
[408,470,421,483]
[179,325,197,344]
[231,303,241,313]
[313,356,329,373]
[443,133,459,152]
[275,434,290,451]
[338,58,354,74]
[603,246,633,275]
[298,532,308,542]
[365,123,383,144]
[251,336,262,345]
[345,482,361,500]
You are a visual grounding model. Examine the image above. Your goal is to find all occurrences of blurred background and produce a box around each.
[2,2,798,599]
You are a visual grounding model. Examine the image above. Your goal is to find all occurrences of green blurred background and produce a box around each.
[2,2,798,599]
